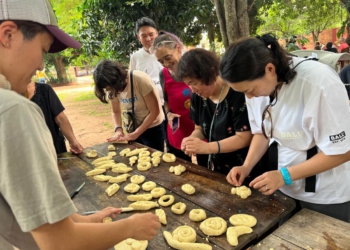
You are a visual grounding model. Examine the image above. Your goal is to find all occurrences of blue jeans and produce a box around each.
[135,123,165,152]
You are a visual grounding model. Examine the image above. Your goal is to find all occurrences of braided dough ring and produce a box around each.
[172,225,196,243]
[124,183,140,193]
[151,156,161,167]
[200,217,227,236]
[139,151,150,157]
[229,214,257,227]
[114,238,148,250]
[130,175,146,184]
[158,195,175,207]
[86,150,98,158]
[162,153,176,162]
[189,209,207,222]
[152,151,163,158]
[138,156,151,163]
[171,202,187,215]
[129,156,138,166]
[181,184,196,195]
[142,181,156,191]
[151,187,166,198]
[137,162,152,171]
[119,148,131,156]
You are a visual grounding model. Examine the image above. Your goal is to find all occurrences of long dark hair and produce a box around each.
[93,59,128,103]
[220,33,296,84]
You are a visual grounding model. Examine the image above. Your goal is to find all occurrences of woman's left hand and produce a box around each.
[119,131,140,141]
[69,140,83,154]
[184,137,209,154]
[249,170,285,195]
[85,207,122,223]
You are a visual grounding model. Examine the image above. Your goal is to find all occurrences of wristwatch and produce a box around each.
[114,126,123,132]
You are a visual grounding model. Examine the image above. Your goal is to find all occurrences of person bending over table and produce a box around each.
[93,60,165,151]
[0,1,161,249]
[220,33,350,222]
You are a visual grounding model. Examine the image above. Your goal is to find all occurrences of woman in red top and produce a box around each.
[152,32,203,163]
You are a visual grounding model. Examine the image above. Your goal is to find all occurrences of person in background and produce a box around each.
[0,0,160,249]
[177,48,267,177]
[325,42,338,53]
[338,64,350,99]
[36,69,49,83]
[338,37,349,52]
[314,41,321,50]
[25,81,83,154]
[220,33,350,223]
[94,60,165,151]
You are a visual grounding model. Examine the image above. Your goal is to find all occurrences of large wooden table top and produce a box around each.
[250,208,350,250]
[58,142,296,250]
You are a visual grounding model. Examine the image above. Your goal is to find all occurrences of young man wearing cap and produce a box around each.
[0,1,160,249]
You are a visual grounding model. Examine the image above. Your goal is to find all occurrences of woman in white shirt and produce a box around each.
[220,33,350,222]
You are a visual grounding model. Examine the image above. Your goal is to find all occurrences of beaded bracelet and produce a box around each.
[280,167,292,186]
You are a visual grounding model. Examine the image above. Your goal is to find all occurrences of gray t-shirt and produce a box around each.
[0,86,77,249]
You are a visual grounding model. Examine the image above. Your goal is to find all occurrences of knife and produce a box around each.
[70,182,85,199]
[81,207,134,215]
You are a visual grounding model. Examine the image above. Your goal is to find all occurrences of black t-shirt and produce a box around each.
[190,88,251,174]
[31,83,67,154]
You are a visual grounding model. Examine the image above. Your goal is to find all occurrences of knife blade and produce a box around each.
[70,182,85,199]
[81,207,134,215]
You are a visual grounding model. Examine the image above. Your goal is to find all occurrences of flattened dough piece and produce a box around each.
[163,231,212,250]
[129,201,159,210]
[85,168,106,176]
[130,175,146,184]
[189,209,207,222]
[151,187,166,198]
[108,145,116,151]
[127,193,153,202]
[124,183,140,193]
[155,208,167,225]
[172,225,196,243]
[105,183,120,196]
[226,226,253,247]
[93,175,113,182]
[181,184,196,195]
[200,217,227,236]
[114,238,148,250]
[108,174,130,183]
[229,214,257,227]
[231,185,252,199]
[142,181,156,191]
[119,148,131,156]
[86,150,98,158]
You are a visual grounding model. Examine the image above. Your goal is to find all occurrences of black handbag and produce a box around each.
[123,70,137,133]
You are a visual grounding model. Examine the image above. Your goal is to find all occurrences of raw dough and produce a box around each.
[151,156,161,167]
[172,225,196,243]
[127,193,153,201]
[155,208,167,225]
[169,165,186,175]
[229,214,257,227]
[92,155,112,165]
[126,148,143,157]
[137,162,152,171]
[226,226,253,246]
[105,183,120,196]
[86,150,98,158]
[231,185,252,199]
[111,165,133,173]
[93,175,113,182]
[138,156,151,163]
[189,209,207,222]
[129,201,159,210]
[151,187,166,198]
[130,175,146,184]
[94,159,115,167]
[129,156,138,166]
[119,148,131,156]
[158,195,175,207]
[107,151,117,157]
[181,184,195,195]
[200,217,227,236]
[124,183,140,193]
[114,238,148,250]
[96,162,115,170]
[108,174,130,183]
[163,231,212,250]
[171,202,187,215]
[139,151,150,157]
[151,151,163,158]
[85,168,106,176]
[162,153,176,162]
[103,217,112,223]
[108,145,116,151]
[142,181,156,191]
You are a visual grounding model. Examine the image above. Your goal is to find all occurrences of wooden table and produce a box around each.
[250,208,350,250]
[58,142,296,250]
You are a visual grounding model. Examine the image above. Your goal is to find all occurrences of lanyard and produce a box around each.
[207,82,226,171]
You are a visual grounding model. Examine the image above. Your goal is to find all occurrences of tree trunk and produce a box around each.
[224,0,239,45]
[53,56,68,83]
[214,0,229,49]
[237,0,249,37]
[207,24,216,51]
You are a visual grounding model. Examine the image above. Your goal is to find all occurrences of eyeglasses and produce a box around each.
[261,88,278,139]
[150,40,176,53]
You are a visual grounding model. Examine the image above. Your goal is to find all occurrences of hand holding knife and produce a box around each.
[70,182,85,199]
[81,207,134,215]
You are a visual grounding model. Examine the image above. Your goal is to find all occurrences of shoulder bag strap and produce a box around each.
[130,70,136,132]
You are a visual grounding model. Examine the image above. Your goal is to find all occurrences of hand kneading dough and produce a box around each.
[93,175,112,182]
[162,153,176,162]
[231,185,252,199]
[169,165,186,175]
[142,181,156,191]
[151,187,166,198]
[229,214,257,227]
[92,155,112,165]
[127,193,153,201]
[189,209,207,222]
[172,225,196,243]
[124,183,140,193]
[171,202,187,215]
[108,174,130,183]
[108,145,115,151]
[85,168,106,176]
[200,217,227,236]
[105,183,120,196]
[181,184,195,195]
[114,238,148,250]
[163,231,212,250]
[119,148,131,156]
[130,175,146,184]
[226,226,253,246]
[155,208,167,225]
[129,201,159,210]
[129,156,138,166]
[86,150,98,158]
